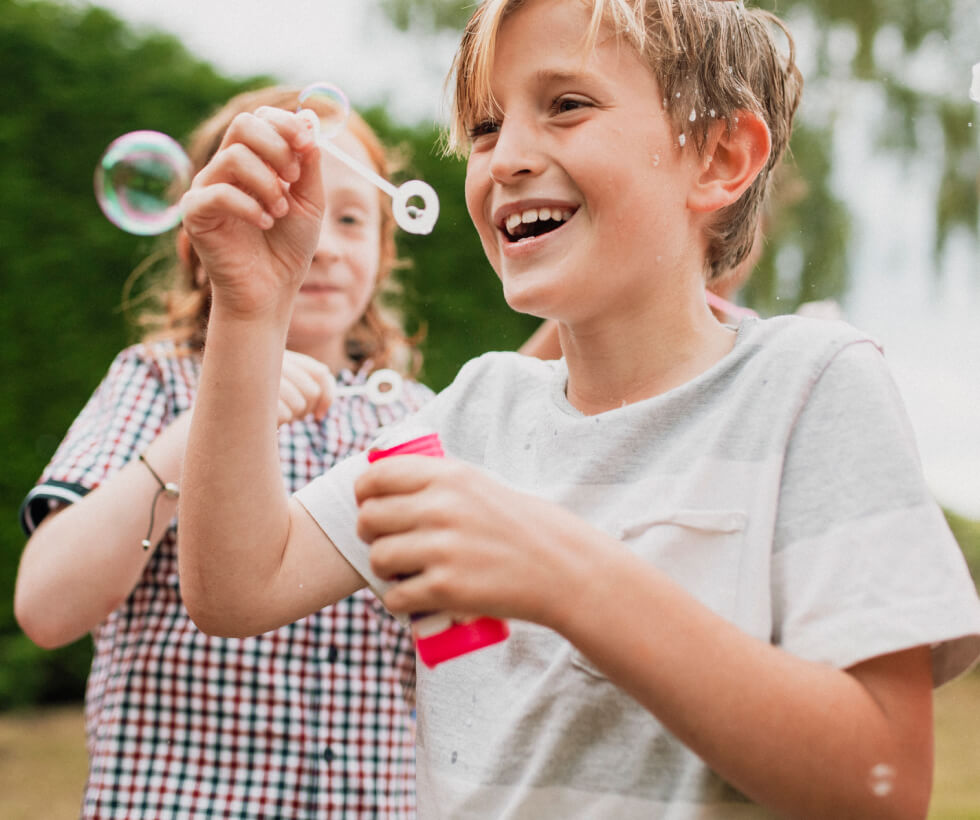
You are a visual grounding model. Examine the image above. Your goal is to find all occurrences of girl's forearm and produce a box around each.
[549,538,932,820]
[14,413,190,648]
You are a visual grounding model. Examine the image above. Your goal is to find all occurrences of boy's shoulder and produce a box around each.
[453,349,560,387]
[739,314,884,377]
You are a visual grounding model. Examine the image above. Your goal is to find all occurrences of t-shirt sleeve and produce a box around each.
[771,340,980,685]
[19,346,174,534]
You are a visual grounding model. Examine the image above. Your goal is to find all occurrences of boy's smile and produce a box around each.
[464,0,704,327]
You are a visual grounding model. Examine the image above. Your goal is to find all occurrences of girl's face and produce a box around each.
[464,0,705,329]
[286,128,382,368]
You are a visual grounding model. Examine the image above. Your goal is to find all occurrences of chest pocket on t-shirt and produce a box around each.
[618,508,747,619]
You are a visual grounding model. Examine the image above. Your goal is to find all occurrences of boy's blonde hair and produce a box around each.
[129,86,419,374]
[448,0,803,282]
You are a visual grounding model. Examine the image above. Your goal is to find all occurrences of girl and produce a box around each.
[177,2,980,817]
[15,86,431,818]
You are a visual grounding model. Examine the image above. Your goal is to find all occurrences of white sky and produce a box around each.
[79,0,980,518]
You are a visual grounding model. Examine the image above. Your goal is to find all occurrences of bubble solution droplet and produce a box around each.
[297,82,351,139]
[970,63,980,104]
[95,131,192,235]
[868,763,896,797]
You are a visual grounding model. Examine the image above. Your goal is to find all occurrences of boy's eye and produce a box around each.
[554,96,590,115]
[467,119,499,140]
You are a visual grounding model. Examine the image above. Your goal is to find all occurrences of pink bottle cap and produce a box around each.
[415,617,510,668]
[367,432,444,462]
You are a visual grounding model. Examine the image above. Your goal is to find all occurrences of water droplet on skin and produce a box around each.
[675,91,681,98]
[868,763,896,797]
[652,153,661,166]
[689,109,697,122]
[679,134,687,147]
[710,109,717,118]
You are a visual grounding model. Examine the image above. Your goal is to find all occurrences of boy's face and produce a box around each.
[464,0,705,325]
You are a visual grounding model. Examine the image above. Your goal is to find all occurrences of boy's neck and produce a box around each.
[558,290,736,415]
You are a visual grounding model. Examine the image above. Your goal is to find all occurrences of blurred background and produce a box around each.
[1,0,978,815]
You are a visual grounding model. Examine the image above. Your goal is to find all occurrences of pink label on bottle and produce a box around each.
[367,432,509,667]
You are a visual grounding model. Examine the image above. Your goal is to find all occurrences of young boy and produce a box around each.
[178,0,980,816]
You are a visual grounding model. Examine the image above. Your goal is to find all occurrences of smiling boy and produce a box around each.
[178,1,980,817]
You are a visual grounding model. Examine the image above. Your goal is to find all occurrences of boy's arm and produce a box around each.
[359,457,934,820]
[177,107,364,637]
[179,310,364,638]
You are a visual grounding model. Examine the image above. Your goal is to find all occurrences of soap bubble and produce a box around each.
[94,130,191,235]
[297,82,350,139]
[868,763,896,797]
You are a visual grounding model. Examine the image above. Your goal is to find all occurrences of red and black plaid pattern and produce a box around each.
[21,342,433,819]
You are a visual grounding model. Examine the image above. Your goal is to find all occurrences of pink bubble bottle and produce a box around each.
[367,432,510,667]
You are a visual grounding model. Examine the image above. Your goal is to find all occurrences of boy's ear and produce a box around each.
[687,111,771,213]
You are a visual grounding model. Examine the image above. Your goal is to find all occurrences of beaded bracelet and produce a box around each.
[138,452,179,550]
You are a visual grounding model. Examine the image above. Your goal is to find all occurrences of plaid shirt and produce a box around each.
[20,342,433,819]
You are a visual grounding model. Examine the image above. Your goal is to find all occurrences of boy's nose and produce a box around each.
[488,122,545,183]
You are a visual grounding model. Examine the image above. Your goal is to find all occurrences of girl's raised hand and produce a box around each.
[180,107,324,319]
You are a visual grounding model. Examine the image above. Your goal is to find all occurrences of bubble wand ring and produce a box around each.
[295,83,439,235]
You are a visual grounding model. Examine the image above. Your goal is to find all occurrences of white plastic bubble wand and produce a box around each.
[331,368,404,405]
[295,82,439,235]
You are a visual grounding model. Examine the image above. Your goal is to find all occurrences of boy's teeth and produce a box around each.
[504,207,572,236]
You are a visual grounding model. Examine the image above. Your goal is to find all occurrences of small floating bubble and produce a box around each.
[94,130,192,235]
[868,763,896,797]
[297,82,351,138]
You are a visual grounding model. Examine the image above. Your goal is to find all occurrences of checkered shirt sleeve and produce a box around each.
[20,342,434,819]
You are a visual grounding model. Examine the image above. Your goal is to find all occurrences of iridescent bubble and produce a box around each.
[970,63,980,104]
[297,82,350,139]
[94,130,191,235]
[868,763,896,797]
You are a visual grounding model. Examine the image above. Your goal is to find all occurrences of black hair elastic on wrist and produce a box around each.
[138,452,179,550]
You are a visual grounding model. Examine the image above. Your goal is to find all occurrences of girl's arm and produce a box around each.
[15,412,190,648]
[14,350,337,648]
[357,457,934,820]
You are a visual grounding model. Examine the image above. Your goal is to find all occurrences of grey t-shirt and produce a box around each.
[297,315,980,818]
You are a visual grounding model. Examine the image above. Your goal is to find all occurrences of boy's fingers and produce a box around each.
[354,456,446,506]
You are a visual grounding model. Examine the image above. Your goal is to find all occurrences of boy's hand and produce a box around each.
[277,350,336,426]
[355,456,614,629]
[180,107,324,320]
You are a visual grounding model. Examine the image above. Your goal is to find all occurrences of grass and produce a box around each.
[0,671,978,818]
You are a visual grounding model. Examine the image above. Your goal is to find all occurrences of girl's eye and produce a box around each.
[339,213,364,226]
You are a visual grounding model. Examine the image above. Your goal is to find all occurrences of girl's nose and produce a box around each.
[313,225,343,261]
[488,121,545,184]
